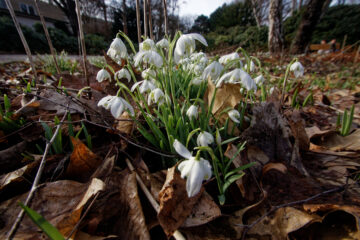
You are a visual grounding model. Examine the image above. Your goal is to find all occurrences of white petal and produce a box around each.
[110,97,125,118]
[188,33,208,47]
[130,80,144,92]
[228,109,240,123]
[173,139,192,159]
[200,158,212,180]
[186,161,204,197]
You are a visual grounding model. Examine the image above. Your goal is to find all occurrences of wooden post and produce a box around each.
[162,0,168,36]
[135,0,141,43]
[74,0,90,98]
[143,0,148,38]
[34,0,60,74]
[341,34,347,53]
[148,0,154,40]
[4,0,38,82]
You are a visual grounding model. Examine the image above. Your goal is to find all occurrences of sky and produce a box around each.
[178,0,234,17]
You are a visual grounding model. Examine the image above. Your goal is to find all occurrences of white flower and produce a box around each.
[174,33,208,63]
[96,69,111,82]
[216,69,257,91]
[254,75,265,86]
[148,88,165,106]
[134,50,163,68]
[108,37,128,59]
[140,39,155,51]
[219,52,242,67]
[97,95,115,110]
[156,38,169,49]
[269,86,275,94]
[6,79,20,85]
[228,109,241,123]
[197,131,214,147]
[174,139,212,197]
[191,77,205,85]
[192,64,204,76]
[190,52,207,62]
[115,68,131,82]
[98,95,134,118]
[141,69,156,80]
[202,61,223,81]
[290,61,304,78]
[244,60,256,72]
[131,80,156,93]
[186,105,198,120]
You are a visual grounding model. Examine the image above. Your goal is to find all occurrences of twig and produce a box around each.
[125,158,186,240]
[5,111,68,239]
[135,0,142,44]
[162,0,168,36]
[143,0,148,38]
[240,186,344,240]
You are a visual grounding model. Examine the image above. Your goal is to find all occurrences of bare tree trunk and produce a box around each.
[143,0,148,38]
[148,0,154,40]
[75,0,90,97]
[122,0,128,35]
[102,2,109,36]
[163,0,168,36]
[4,0,38,82]
[299,0,303,8]
[268,0,284,54]
[251,0,261,29]
[290,0,327,54]
[34,0,60,74]
[135,0,141,43]
[291,0,297,15]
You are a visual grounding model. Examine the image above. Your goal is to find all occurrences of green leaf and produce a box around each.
[19,202,65,240]
[81,122,92,149]
[222,172,245,193]
[4,94,11,112]
[224,162,256,180]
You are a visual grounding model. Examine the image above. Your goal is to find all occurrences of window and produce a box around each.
[18,3,37,15]
[0,0,7,9]
[20,3,28,13]
[28,5,35,15]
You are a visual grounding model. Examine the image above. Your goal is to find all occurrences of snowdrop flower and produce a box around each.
[6,79,20,85]
[174,139,212,197]
[219,52,242,67]
[228,109,241,123]
[191,77,204,86]
[131,80,156,93]
[290,61,304,78]
[148,88,165,106]
[115,68,131,82]
[108,37,128,59]
[197,131,214,147]
[96,69,111,82]
[186,105,198,120]
[156,38,169,49]
[269,86,275,95]
[216,69,257,91]
[202,61,223,81]
[97,95,115,110]
[174,33,208,63]
[192,64,204,76]
[140,39,155,51]
[190,52,207,62]
[98,95,134,118]
[254,75,265,86]
[134,50,163,68]
[141,69,156,80]
[244,61,256,72]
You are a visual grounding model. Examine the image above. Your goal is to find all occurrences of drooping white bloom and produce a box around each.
[5,79,20,85]
[269,86,275,95]
[197,131,214,147]
[244,61,256,72]
[254,75,265,86]
[148,88,165,106]
[174,139,212,197]
[174,33,208,63]
[140,39,156,51]
[96,69,111,82]
[190,52,207,62]
[216,68,257,91]
[97,95,115,110]
[186,105,198,120]
[141,69,156,80]
[202,61,223,81]
[115,68,131,82]
[156,38,169,49]
[191,77,204,85]
[228,109,241,123]
[130,80,156,93]
[98,95,134,118]
[219,52,242,67]
[290,61,304,78]
[108,37,128,59]
[134,50,163,68]
[191,64,204,76]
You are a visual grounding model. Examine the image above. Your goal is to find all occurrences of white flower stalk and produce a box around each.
[108,37,128,59]
[96,69,111,82]
[141,69,157,80]
[216,68,257,91]
[131,80,156,93]
[115,68,131,82]
[186,105,198,120]
[244,60,256,72]
[254,75,265,86]
[148,88,166,106]
[197,131,214,147]
[98,95,134,118]
[174,140,212,197]
[156,38,169,49]
[290,61,304,78]
[202,61,223,81]
[134,50,163,68]
[140,39,156,51]
[174,33,208,63]
[228,109,241,123]
[219,52,242,67]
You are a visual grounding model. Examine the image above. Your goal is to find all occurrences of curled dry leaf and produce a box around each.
[115,111,134,135]
[0,178,105,239]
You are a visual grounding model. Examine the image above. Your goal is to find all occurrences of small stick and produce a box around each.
[143,0,148,38]
[148,0,154,40]
[4,0,38,82]
[125,158,186,240]
[135,0,142,44]
[6,111,68,239]
[354,44,360,64]
[33,0,60,74]
[163,0,168,36]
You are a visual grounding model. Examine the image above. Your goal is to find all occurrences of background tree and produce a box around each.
[191,15,210,33]
[268,0,284,53]
[52,0,78,36]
